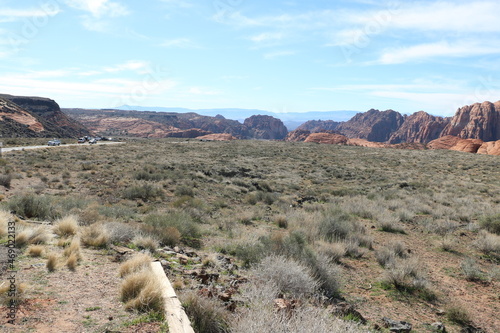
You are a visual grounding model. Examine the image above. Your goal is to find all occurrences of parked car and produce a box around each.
[77,138,85,143]
[48,139,61,146]
[89,138,97,144]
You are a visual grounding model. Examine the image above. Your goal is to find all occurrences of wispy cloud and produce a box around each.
[0,7,61,23]
[377,40,500,65]
[160,38,199,48]
[104,60,151,74]
[249,32,284,43]
[264,50,296,59]
[63,0,129,31]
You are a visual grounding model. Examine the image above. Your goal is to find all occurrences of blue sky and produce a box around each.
[0,0,499,116]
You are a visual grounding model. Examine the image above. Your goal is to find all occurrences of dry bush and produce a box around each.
[119,253,153,278]
[0,210,13,238]
[316,241,345,263]
[181,291,230,333]
[377,212,405,234]
[446,304,472,326]
[105,222,137,244]
[344,239,367,259]
[460,257,485,281]
[251,255,319,298]
[440,235,456,252]
[474,230,500,255]
[80,223,109,248]
[383,257,432,297]
[26,245,45,257]
[232,281,365,333]
[120,269,164,313]
[63,238,82,261]
[66,253,78,271]
[479,213,500,235]
[132,235,159,252]
[53,215,79,237]
[275,215,288,229]
[46,253,58,272]
[0,282,28,306]
[376,241,407,267]
[16,226,51,248]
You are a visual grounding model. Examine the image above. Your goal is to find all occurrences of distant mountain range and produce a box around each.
[1,93,499,155]
[115,105,360,130]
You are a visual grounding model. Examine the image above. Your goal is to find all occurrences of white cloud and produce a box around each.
[63,0,128,31]
[249,32,284,43]
[64,0,129,18]
[159,0,193,8]
[104,60,151,74]
[0,7,61,22]
[161,38,198,48]
[264,50,296,59]
[378,40,500,64]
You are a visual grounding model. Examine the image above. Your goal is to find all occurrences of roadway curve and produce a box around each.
[1,141,124,153]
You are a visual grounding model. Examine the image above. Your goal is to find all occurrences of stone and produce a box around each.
[382,317,412,333]
[388,111,449,144]
[336,109,405,142]
[243,115,288,140]
[431,322,446,332]
[304,132,349,144]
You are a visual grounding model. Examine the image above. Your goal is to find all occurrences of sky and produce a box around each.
[0,0,500,116]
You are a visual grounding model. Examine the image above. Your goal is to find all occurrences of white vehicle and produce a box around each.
[48,139,61,146]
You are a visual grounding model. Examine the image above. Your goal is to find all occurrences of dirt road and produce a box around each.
[1,141,124,153]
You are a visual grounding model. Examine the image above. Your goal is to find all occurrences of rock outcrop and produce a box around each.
[197,134,236,141]
[388,111,449,144]
[336,109,404,142]
[477,140,500,155]
[243,115,288,140]
[304,133,348,144]
[0,97,46,137]
[1,94,91,138]
[285,129,311,142]
[441,101,500,141]
[428,135,484,153]
[165,128,212,138]
[296,120,340,133]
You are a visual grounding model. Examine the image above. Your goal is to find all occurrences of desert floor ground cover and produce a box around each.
[0,138,499,332]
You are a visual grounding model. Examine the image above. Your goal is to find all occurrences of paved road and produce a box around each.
[1,141,124,153]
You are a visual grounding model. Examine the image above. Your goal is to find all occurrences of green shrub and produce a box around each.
[144,212,200,245]
[123,183,164,201]
[181,291,230,333]
[0,174,12,189]
[9,193,58,220]
[480,214,500,235]
[318,208,356,241]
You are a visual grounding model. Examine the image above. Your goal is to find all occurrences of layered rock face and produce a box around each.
[335,109,404,142]
[296,120,340,133]
[477,140,500,155]
[428,135,484,153]
[197,133,236,141]
[1,94,91,138]
[243,115,288,140]
[0,97,45,136]
[388,111,449,144]
[285,129,311,142]
[441,101,500,141]
[304,133,348,144]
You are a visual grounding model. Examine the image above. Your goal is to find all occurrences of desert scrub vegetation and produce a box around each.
[3,138,500,331]
[8,193,59,220]
[80,223,109,248]
[181,291,230,333]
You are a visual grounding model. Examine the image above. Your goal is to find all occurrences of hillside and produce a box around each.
[64,108,288,140]
[0,94,91,138]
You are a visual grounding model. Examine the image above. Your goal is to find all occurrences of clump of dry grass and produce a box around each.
[316,241,345,263]
[26,245,45,257]
[46,253,58,272]
[16,226,51,248]
[63,238,82,262]
[181,291,230,333]
[119,253,153,278]
[0,210,13,238]
[474,230,500,255]
[132,235,159,252]
[0,282,29,306]
[53,215,79,237]
[119,255,163,313]
[80,223,109,248]
[66,253,78,271]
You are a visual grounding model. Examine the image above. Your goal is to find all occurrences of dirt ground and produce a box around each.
[0,241,163,333]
